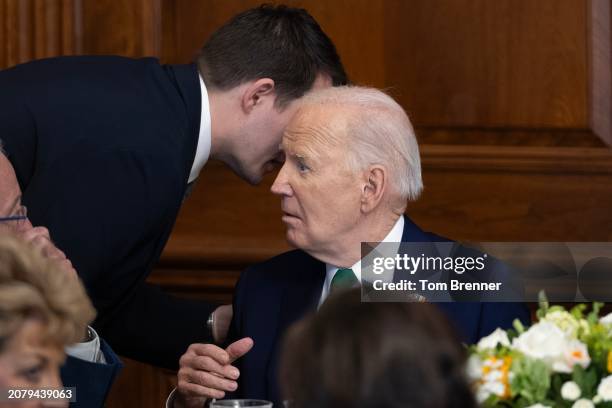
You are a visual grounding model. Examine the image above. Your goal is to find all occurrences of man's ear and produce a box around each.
[361,165,386,213]
[241,78,276,113]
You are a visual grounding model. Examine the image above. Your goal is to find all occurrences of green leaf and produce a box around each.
[511,357,551,404]
[537,291,549,319]
[513,319,526,335]
[571,304,587,320]
[572,365,598,397]
[587,302,604,324]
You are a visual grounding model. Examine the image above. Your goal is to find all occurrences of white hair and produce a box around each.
[300,86,423,201]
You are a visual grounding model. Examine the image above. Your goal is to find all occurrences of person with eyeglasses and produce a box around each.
[0,155,74,276]
[1,146,122,407]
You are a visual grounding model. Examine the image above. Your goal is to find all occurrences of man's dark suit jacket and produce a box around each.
[227,216,531,406]
[61,340,123,407]
[0,56,215,368]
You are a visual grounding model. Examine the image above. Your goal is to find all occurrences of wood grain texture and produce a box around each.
[106,357,177,408]
[0,0,80,68]
[386,0,589,129]
[411,145,612,242]
[416,128,606,147]
[81,0,161,56]
[589,0,612,145]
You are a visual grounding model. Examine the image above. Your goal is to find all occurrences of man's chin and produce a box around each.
[245,174,263,185]
[285,230,302,249]
[233,167,262,185]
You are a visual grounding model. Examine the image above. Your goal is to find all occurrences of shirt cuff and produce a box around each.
[65,326,107,364]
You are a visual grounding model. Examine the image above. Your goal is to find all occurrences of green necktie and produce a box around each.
[330,268,359,294]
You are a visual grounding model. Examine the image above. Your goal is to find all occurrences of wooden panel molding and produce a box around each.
[420,145,612,174]
[385,0,611,147]
[0,0,82,69]
[158,145,612,275]
[589,0,612,145]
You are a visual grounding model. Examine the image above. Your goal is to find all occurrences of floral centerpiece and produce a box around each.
[468,295,612,407]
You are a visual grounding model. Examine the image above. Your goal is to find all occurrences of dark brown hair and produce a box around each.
[281,289,477,408]
[197,4,347,108]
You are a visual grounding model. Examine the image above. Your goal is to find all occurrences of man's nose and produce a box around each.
[270,166,293,196]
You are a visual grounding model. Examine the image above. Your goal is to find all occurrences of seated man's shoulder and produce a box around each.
[243,249,320,281]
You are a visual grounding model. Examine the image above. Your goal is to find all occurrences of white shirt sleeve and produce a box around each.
[64,326,107,364]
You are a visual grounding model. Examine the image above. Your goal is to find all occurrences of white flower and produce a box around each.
[597,375,612,401]
[600,313,612,326]
[466,354,483,381]
[484,380,505,396]
[476,387,492,404]
[476,379,505,403]
[483,369,502,382]
[512,321,571,372]
[477,328,510,350]
[561,381,582,401]
[525,404,551,408]
[543,310,580,337]
[572,399,594,408]
[563,340,590,370]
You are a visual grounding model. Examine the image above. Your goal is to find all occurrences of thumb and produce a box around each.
[226,337,254,363]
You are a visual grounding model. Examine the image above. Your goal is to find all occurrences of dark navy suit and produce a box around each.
[0,56,216,369]
[227,216,530,406]
[61,340,123,408]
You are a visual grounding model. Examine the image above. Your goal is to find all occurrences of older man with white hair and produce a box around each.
[171,86,529,408]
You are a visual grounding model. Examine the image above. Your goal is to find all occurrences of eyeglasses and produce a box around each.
[0,205,28,227]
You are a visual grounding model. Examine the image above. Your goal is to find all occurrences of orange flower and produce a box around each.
[607,350,612,373]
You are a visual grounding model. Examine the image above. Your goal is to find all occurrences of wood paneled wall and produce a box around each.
[2,1,612,406]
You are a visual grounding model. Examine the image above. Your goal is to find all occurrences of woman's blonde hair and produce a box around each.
[0,233,95,350]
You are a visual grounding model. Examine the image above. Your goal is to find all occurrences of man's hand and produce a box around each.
[174,338,254,408]
[212,305,233,344]
[19,226,77,278]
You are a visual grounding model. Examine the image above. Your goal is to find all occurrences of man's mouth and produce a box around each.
[281,210,301,222]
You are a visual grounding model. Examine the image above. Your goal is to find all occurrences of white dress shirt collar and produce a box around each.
[319,215,405,306]
[188,74,212,183]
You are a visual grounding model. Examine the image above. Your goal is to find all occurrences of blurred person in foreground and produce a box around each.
[281,288,478,408]
[1,145,122,407]
[0,235,94,408]
[171,86,530,407]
